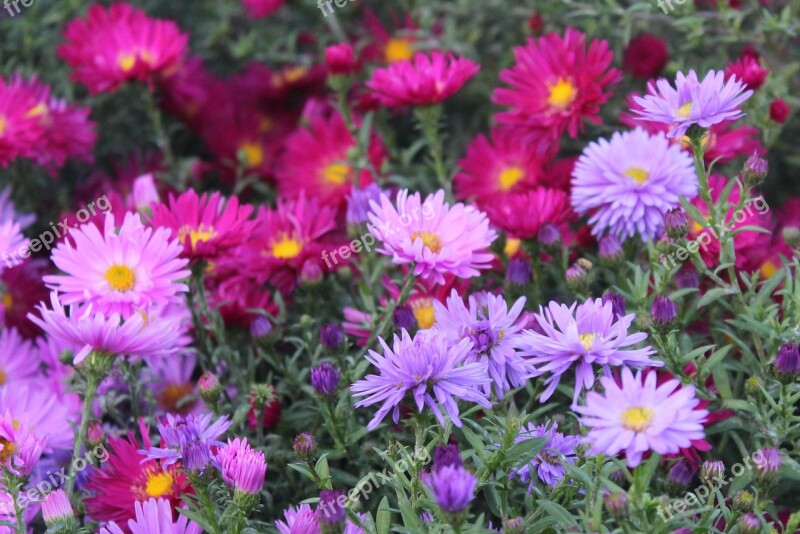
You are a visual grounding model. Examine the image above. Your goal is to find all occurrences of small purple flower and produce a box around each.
[250,316,273,340]
[774,343,800,376]
[42,490,74,527]
[738,512,762,534]
[311,363,341,396]
[425,464,477,513]
[433,444,462,472]
[347,184,383,225]
[393,305,416,330]
[668,459,695,486]
[293,432,316,460]
[537,223,561,246]
[215,437,267,495]
[754,447,781,479]
[664,207,689,238]
[320,323,344,349]
[602,292,626,318]
[511,421,579,490]
[317,489,346,525]
[598,235,622,263]
[700,460,725,481]
[506,257,532,286]
[651,294,678,326]
[142,412,231,471]
[743,153,768,186]
[676,267,698,289]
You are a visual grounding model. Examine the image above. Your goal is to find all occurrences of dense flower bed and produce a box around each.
[0,0,799,532]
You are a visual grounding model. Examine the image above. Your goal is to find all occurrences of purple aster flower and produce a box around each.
[602,292,626,318]
[754,447,781,479]
[433,289,531,399]
[433,444,462,472]
[215,437,267,495]
[774,343,800,377]
[320,323,344,349]
[310,362,341,396]
[425,464,477,513]
[351,329,491,430]
[393,305,417,330]
[317,489,346,526]
[519,298,662,404]
[651,294,678,327]
[506,258,532,286]
[633,69,753,138]
[571,128,697,241]
[99,498,202,534]
[598,235,622,263]
[346,183,383,225]
[0,410,45,476]
[275,504,319,534]
[668,459,695,486]
[575,368,707,467]
[511,421,579,490]
[142,412,231,471]
[42,490,74,527]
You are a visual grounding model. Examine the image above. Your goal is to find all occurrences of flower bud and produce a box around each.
[537,223,561,248]
[733,490,754,512]
[664,207,689,239]
[700,460,724,482]
[250,316,273,341]
[566,260,592,293]
[754,447,781,482]
[317,489,347,529]
[598,235,623,265]
[42,490,74,528]
[742,153,768,187]
[198,372,221,404]
[293,432,316,460]
[325,43,358,76]
[651,294,677,330]
[503,517,525,534]
[86,420,105,449]
[668,459,695,487]
[739,513,762,534]
[310,362,341,397]
[745,376,763,397]
[393,305,416,330]
[300,259,323,285]
[774,343,800,380]
[320,323,344,350]
[506,258,532,286]
[602,292,626,318]
[676,267,698,289]
[603,492,628,519]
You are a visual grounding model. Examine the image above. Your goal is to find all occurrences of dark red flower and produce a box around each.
[623,34,669,79]
[770,98,790,123]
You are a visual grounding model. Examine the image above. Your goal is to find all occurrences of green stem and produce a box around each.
[355,271,416,362]
[414,106,449,197]
[66,373,100,496]
[142,87,175,175]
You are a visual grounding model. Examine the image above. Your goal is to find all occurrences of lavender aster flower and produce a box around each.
[519,298,662,404]
[425,464,477,513]
[754,447,781,480]
[571,128,697,241]
[351,329,491,430]
[512,421,579,491]
[311,362,341,396]
[142,412,231,471]
[633,69,753,138]
[346,184,383,225]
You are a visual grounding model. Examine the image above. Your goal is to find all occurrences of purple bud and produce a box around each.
[42,490,74,527]
[754,447,781,480]
[602,292,626,318]
[668,459,695,486]
[503,517,525,534]
[743,153,768,186]
[320,323,344,349]
[565,262,589,290]
[86,420,105,448]
[420,512,435,524]
[598,235,622,263]
[393,305,416,330]
[506,258,532,286]
[293,432,316,460]
[676,267,698,289]
[425,464,476,513]
[317,489,347,525]
[300,260,323,285]
[664,207,689,238]
[310,363,341,396]
[433,444,462,472]
[700,460,724,481]
[603,492,628,518]
[198,372,221,403]
[651,294,677,327]
[537,223,561,246]
[774,343,800,377]
[738,512,761,534]
[250,316,273,340]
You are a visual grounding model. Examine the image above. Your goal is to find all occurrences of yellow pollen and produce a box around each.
[760,260,779,280]
[504,237,521,257]
[385,38,414,63]
[26,102,48,119]
[322,163,352,186]
[0,116,7,136]
[0,437,16,463]
[624,167,650,185]
[240,143,264,168]
[498,166,525,191]
[621,406,655,432]
[547,78,577,110]
[411,231,443,254]
[676,102,693,118]
[145,471,174,498]
[578,332,597,351]
[179,225,217,250]
[283,66,307,84]
[118,53,137,72]
[271,234,303,259]
[412,299,436,329]
[105,265,135,292]
[2,292,12,310]
[0,369,5,385]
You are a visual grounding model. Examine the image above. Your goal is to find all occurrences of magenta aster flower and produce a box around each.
[633,70,753,138]
[0,75,43,167]
[275,503,319,534]
[367,189,497,284]
[433,290,531,398]
[575,368,708,467]
[482,187,573,240]
[493,28,621,143]
[351,329,491,430]
[519,298,662,404]
[99,498,201,534]
[58,3,189,94]
[512,421,579,490]
[571,128,697,241]
[29,291,185,364]
[44,212,189,318]
[150,189,256,261]
[241,0,285,19]
[215,437,267,495]
[0,410,45,476]
[366,51,479,107]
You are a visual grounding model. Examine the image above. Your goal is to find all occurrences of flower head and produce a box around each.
[99,498,201,534]
[0,410,45,476]
[725,55,768,91]
[482,188,573,240]
[571,128,697,241]
[215,437,267,495]
[623,34,668,79]
[575,368,707,467]
[351,329,491,430]
[0,76,43,167]
[512,421,579,490]
[0,327,40,388]
[42,490,74,527]
[311,363,341,396]
[276,503,319,534]
[425,463,477,513]
[633,70,753,138]
[143,412,232,471]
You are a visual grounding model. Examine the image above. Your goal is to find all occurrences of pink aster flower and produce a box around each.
[215,437,267,495]
[58,2,189,94]
[44,212,189,318]
[493,28,621,143]
[351,329,492,430]
[0,383,79,453]
[633,70,753,138]
[276,503,319,534]
[99,498,201,534]
[725,55,768,91]
[366,51,479,107]
[367,189,497,284]
[0,75,43,167]
[0,327,40,388]
[519,298,662,404]
[150,189,256,261]
[28,291,184,364]
[575,368,708,467]
[482,188,573,240]
[0,410,45,476]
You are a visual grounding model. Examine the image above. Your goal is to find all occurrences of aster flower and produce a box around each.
[145,353,200,416]
[0,75,43,167]
[0,220,29,273]
[367,51,479,107]
[41,490,74,528]
[0,327,40,387]
[215,437,267,494]
[29,291,185,364]
[623,34,668,79]
[725,55,768,91]
[493,28,621,143]
[351,329,491,430]
[99,498,201,534]
[571,128,697,241]
[150,189,256,261]
[276,503,319,534]
[58,2,189,94]
[482,188,573,240]
[362,8,419,64]
[311,362,341,396]
[512,421,580,490]
[575,367,708,467]
[367,189,497,284]
[347,184,384,226]
[519,298,662,404]
[433,290,531,398]
[0,410,45,476]
[633,70,753,138]
[143,412,231,471]
[425,463,477,513]
[0,383,78,453]
[44,212,189,318]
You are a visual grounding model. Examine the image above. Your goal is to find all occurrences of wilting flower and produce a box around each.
[519,298,661,404]
[493,28,621,143]
[512,421,579,490]
[425,463,477,513]
[367,189,496,284]
[216,438,267,495]
[367,51,479,107]
[482,188,573,240]
[575,368,707,467]
[571,128,697,241]
[99,498,201,534]
[143,412,231,471]
[351,329,491,430]
[433,290,531,398]
[58,3,189,93]
[633,70,753,138]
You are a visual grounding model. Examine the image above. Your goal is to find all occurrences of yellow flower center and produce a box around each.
[411,232,443,254]
[621,406,655,432]
[624,166,650,186]
[385,38,414,63]
[2,293,12,310]
[178,225,217,250]
[240,142,264,168]
[498,166,525,191]
[760,260,779,280]
[118,52,137,72]
[145,471,174,498]
[322,163,351,186]
[284,66,308,84]
[158,382,195,414]
[676,102,693,118]
[411,298,436,329]
[26,102,49,119]
[105,265,135,292]
[271,234,303,259]
[504,237,521,257]
[0,116,7,136]
[0,369,6,385]
[578,332,597,351]
[0,437,16,463]
[547,78,577,110]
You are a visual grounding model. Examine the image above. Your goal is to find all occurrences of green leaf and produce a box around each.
[697,287,740,308]
[536,500,577,526]
[316,454,332,489]
[376,496,391,534]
